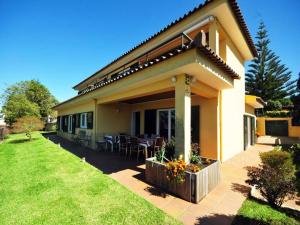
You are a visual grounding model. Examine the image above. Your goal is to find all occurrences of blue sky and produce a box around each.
[0,0,299,104]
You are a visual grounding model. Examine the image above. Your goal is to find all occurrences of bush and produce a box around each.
[165,138,175,160]
[12,116,44,141]
[280,98,293,107]
[246,150,296,207]
[266,100,282,111]
[266,110,291,118]
[155,139,175,163]
[285,144,300,194]
[190,152,201,164]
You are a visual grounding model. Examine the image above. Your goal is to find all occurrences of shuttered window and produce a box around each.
[57,116,60,131]
[87,112,93,129]
[68,115,73,133]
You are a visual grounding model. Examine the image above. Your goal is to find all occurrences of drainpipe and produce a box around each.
[183,15,215,37]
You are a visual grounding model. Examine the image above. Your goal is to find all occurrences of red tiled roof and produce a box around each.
[73,0,256,89]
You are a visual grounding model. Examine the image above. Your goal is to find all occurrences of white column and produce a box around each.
[209,21,219,55]
[174,74,191,162]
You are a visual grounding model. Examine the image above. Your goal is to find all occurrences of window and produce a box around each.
[68,115,73,133]
[80,113,87,128]
[131,111,140,136]
[60,117,63,131]
[156,109,175,141]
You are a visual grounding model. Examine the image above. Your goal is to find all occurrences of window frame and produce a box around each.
[68,115,73,133]
[60,116,63,131]
[80,113,87,129]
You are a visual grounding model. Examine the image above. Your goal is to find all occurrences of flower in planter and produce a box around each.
[186,164,202,173]
[166,160,186,183]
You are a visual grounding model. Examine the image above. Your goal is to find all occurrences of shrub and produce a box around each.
[246,150,296,207]
[285,144,300,194]
[280,98,293,107]
[265,110,290,118]
[165,138,175,160]
[12,116,44,141]
[155,147,164,163]
[165,160,186,183]
[266,100,282,111]
[190,152,201,164]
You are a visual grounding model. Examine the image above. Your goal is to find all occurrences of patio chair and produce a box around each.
[129,137,145,161]
[153,137,164,153]
[119,135,129,157]
[104,135,114,152]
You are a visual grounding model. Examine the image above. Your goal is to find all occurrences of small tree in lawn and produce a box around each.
[246,150,296,207]
[12,116,44,141]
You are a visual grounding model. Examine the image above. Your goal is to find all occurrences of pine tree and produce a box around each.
[246,22,296,101]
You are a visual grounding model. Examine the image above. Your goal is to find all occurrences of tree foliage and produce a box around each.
[12,116,44,141]
[1,80,58,126]
[291,73,300,125]
[246,150,296,207]
[246,22,296,102]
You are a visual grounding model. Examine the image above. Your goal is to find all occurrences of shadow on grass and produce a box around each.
[9,137,38,144]
[196,213,268,225]
[231,183,251,197]
[196,197,300,225]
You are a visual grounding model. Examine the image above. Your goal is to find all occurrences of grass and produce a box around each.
[232,198,300,225]
[0,132,181,225]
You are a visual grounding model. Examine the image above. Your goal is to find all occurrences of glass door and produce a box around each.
[157,109,175,141]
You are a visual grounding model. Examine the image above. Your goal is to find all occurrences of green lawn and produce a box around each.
[0,132,181,225]
[232,198,300,225]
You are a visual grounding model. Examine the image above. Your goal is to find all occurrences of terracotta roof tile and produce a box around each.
[73,0,256,89]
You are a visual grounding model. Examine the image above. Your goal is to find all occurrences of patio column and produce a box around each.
[209,21,219,55]
[174,74,191,162]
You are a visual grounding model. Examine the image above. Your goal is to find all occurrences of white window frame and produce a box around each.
[156,108,175,141]
[80,113,87,129]
[68,115,73,133]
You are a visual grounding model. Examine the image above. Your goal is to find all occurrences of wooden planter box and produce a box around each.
[145,157,220,203]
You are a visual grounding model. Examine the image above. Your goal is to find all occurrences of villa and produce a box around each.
[53,0,261,162]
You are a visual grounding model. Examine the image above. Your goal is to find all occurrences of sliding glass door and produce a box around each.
[157,109,175,140]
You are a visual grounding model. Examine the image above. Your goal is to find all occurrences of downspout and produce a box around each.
[183,15,215,38]
[220,92,223,162]
[93,98,97,149]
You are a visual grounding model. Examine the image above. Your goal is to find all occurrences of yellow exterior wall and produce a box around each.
[257,117,300,138]
[90,95,218,159]
[97,103,131,136]
[220,35,245,161]
[57,100,96,146]
[245,104,255,115]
